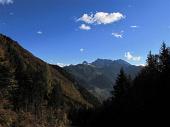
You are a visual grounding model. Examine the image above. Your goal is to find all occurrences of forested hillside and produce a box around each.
[0,34,99,127]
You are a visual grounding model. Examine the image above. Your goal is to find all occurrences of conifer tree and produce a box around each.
[113,68,131,100]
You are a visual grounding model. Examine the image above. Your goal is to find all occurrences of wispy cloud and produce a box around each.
[130,25,139,28]
[79,24,91,30]
[112,31,124,38]
[37,31,43,35]
[125,52,141,61]
[80,48,85,53]
[0,0,14,5]
[77,12,125,25]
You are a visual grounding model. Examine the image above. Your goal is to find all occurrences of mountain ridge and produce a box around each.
[64,58,142,101]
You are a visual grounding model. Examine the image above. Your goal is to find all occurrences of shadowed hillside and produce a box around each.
[0,34,99,127]
[65,59,142,101]
[69,43,170,126]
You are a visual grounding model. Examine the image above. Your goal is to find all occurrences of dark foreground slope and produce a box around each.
[69,43,170,126]
[0,34,99,127]
[65,59,142,101]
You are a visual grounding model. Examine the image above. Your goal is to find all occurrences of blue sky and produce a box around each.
[1,0,170,66]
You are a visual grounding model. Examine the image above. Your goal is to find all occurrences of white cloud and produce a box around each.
[78,14,94,24]
[130,25,139,28]
[125,52,141,61]
[37,31,43,35]
[112,33,123,38]
[112,31,124,38]
[0,0,13,5]
[77,12,125,25]
[79,24,91,30]
[80,48,85,52]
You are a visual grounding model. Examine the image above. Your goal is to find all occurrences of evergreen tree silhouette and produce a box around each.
[113,68,131,100]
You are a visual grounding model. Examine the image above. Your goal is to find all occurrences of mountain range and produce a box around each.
[65,59,142,101]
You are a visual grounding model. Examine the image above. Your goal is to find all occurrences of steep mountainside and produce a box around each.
[0,34,99,127]
[65,59,142,101]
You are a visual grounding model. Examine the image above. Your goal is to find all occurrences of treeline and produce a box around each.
[70,43,170,126]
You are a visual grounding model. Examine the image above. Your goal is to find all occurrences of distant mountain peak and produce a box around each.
[82,61,88,65]
[65,58,142,101]
[91,59,113,67]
